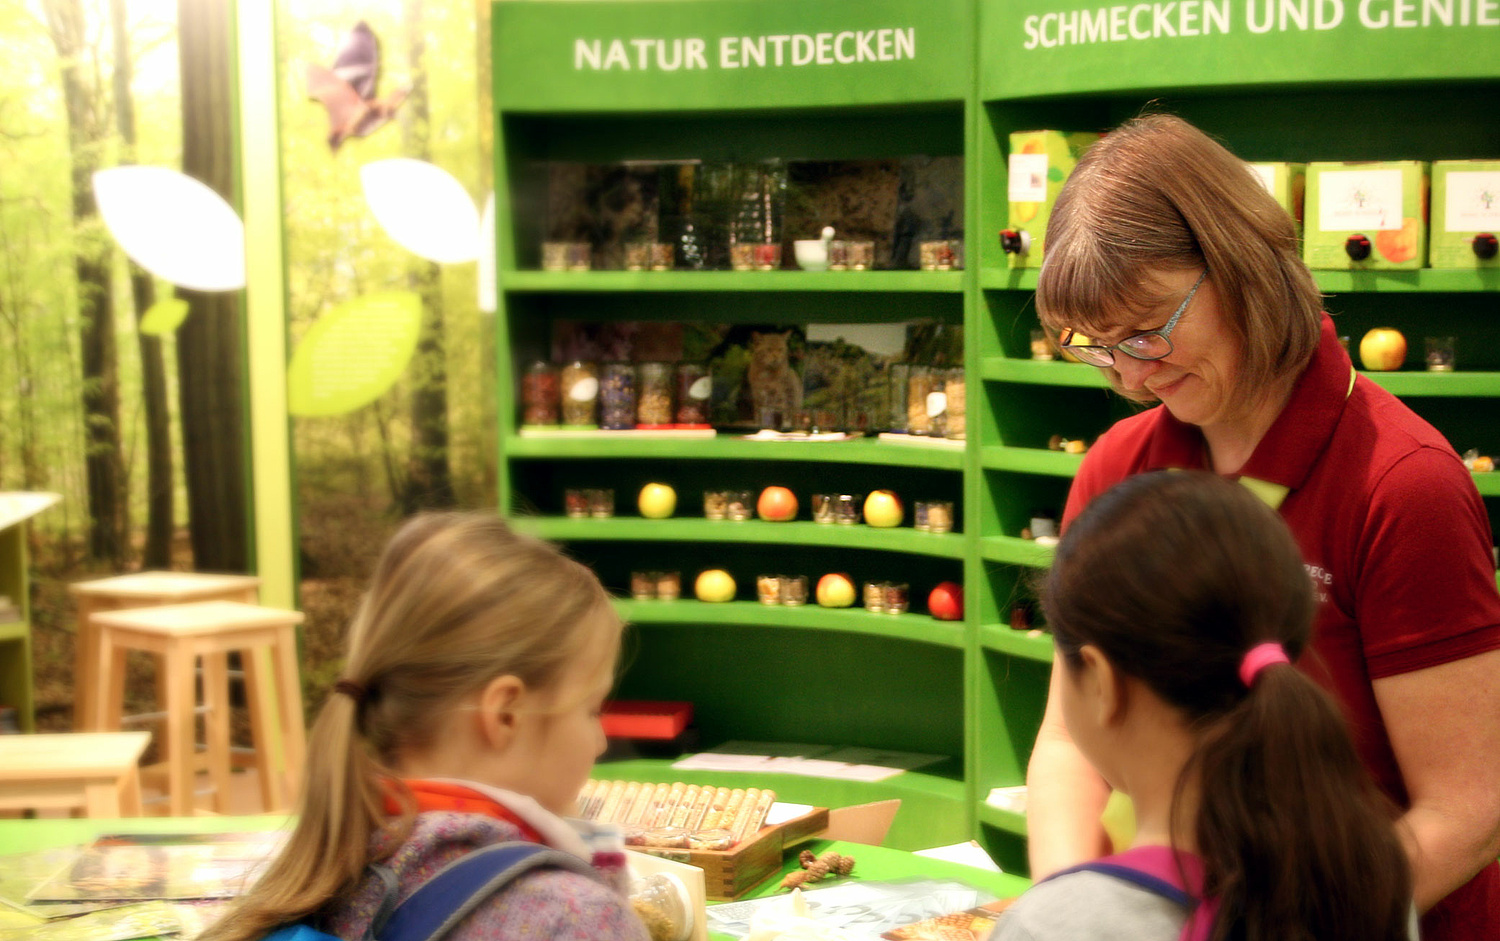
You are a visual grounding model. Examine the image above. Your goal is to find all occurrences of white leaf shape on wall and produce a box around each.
[478,191,497,313]
[360,159,481,264]
[92,166,246,291]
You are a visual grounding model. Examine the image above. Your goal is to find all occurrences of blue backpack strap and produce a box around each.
[264,927,340,941]
[1059,860,1196,908]
[378,842,599,941]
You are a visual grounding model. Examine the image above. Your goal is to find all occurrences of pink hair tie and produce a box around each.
[1239,642,1291,687]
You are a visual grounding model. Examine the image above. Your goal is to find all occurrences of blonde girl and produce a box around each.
[206,513,646,941]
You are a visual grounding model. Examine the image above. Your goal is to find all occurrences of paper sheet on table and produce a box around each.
[703,879,992,939]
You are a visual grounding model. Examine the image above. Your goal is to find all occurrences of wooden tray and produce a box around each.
[635,805,829,900]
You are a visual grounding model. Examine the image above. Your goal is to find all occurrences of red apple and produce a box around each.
[816,573,856,608]
[1359,328,1407,371]
[927,581,964,621]
[863,490,904,528]
[757,486,799,521]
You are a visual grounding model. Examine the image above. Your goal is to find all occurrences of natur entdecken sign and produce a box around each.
[493,0,974,113]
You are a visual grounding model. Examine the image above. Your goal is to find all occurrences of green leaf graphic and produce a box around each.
[287,292,422,417]
[138,299,190,336]
[1047,166,1064,182]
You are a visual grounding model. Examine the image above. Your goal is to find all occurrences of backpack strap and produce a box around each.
[378,841,599,941]
[1045,847,1217,941]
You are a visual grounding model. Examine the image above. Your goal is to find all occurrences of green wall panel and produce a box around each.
[494,0,974,111]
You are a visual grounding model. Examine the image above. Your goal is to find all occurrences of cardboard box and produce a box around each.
[1247,162,1306,238]
[1304,161,1429,269]
[1430,160,1500,269]
[1005,130,1101,268]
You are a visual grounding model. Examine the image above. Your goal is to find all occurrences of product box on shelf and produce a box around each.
[1430,160,1500,269]
[1004,130,1101,268]
[1246,162,1306,238]
[1304,161,1429,270]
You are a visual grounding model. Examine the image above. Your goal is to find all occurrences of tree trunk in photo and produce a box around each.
[43,0,129,566]
[400,0,455,512]
[474,0,498,498]
[177,0,248,572]
[113,0,174,569]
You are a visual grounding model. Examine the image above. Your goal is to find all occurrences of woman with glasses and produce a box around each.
[1024,114,1500,941]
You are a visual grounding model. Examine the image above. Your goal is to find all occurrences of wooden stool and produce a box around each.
[0,731,150,817]
[70,572,261,733]
[90,601,305,817]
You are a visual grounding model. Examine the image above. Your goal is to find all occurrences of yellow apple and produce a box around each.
[863,490,904,528]
[694,569,736,603]
[816,573,856,608]
[1359,328,1407,372]
[638,482,677,519]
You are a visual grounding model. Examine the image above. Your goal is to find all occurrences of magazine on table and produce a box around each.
[703,878,994,939]
[26,832,285,903]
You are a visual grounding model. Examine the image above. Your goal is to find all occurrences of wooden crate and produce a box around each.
[635,805,829,900]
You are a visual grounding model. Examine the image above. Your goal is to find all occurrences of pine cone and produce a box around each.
[781,870,813,889]
[799,849,818,868]
[805,861,831,880]
[834,855,855,876]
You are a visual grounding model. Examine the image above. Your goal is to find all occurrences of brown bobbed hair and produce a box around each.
[1041,471,1411,941]
[204,512,621,941]
[1036,114,1323,408]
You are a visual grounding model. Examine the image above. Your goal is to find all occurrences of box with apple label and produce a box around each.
[1004,130,1101,269]
[1430,160,1500,269]
[1304,161,1429,270]
[1246,162,1306,239]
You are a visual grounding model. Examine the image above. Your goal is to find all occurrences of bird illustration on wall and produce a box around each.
[305,21,410,152]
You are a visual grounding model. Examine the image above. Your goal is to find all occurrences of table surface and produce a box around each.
[0,816,1031,936]
[69,571,262,597]
[0,732,150,779]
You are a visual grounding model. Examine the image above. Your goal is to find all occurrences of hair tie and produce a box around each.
[1239,642,1291,687]
[333,679,368,704]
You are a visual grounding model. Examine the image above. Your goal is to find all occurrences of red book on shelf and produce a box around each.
[601,700,693,740]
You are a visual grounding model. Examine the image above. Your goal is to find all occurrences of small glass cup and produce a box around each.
[918,240,944,270]
[588,488,615,519]
[757,574,782,605]
[730,243,757,271]
[564,488,590,519]
[631,571,656,600]
[914,501,931,532]
[624,242,653,271]
[655,571,681,601]
[675,363,712,426]
[811,494,837,524]
[637,362,674,426]
[780,575,808,606]
[754,242,782,270]
[726,490,754,521]
[542,241,571,271]
[1425,336,1456,372]
[864,580,888,612]
[1030,514,1059,540]
[521,361,560,426]
[600,363,637,430]
[703,490,729,520]
[827,239,851,271]
[943,368,966,441]
[650,243,675,270]
[926,500,955,534]
[835,494,861,525]
[883,582,910,614]
[846,240,874,270]
[561,361,599,426]
[1030,328,1056,361]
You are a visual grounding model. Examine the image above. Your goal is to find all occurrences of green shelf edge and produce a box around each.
[505,434,964,470]
[1361,371,1500,397]
[977,802,1029,838]
[510,516,968,559]
[978,536,1055,568]
[1474,474,1500,498]
[979,356,1107,388]
[614,598,965,648]
[979,624,1054,663]
[979,446,1084,477]
[0,621,27,643]
[501,270,966,293]
[980,268,1499,294]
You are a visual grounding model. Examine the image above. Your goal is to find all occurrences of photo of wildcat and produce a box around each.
[747,330,803,429]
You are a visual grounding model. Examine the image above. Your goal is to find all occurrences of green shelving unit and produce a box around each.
[972,0,1500,874]
[492,0,979,849]
[492,0,1497,875]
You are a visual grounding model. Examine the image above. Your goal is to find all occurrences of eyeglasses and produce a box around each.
[1058,269,1209,368]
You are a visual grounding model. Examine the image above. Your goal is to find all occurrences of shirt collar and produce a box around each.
[1147,313,1349,495]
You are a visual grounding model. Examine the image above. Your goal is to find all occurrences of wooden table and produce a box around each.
[0,732,151,817]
